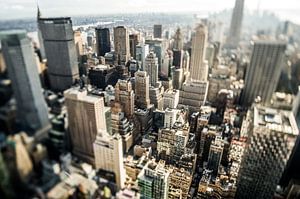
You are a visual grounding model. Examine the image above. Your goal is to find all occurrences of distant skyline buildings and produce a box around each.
[227,0,245,48]
[2,0,300,24]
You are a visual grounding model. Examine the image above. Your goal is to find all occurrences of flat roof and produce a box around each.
[253,105,298,135]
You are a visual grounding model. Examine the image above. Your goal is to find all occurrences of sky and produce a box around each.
[0,0,300,23]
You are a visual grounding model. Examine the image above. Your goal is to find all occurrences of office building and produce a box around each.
[129,34,139,59]
[163,89,179,109]
[173,28,183,50]
[94,133,126,189]
[74,30,84,60]
[0,30,50,135]
[149,85,164,110]
[207,136,224,177]
[64,86,107,164]
[134,107,154,135]
[111,102,134,153]
[88,65,117,89]
[190,24,208,82]
[39,17,79,92]
[138,160,169,199]
[135,71,151,109]
[95,27,111,57]
[236,105,298,199]
[114,26,130,65]
[145,52,159,87]
[136,43,149,71]
[115,79,135,118]
[227,0,245,48]
[37,6,46,61]
[179,81,209,113]
[161,52,171,79]
[173,50,184,69]
[179,24,209,112]
[153,24,163,39]
[241,41,286,106]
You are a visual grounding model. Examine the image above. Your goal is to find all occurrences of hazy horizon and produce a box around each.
[0,0,300,24]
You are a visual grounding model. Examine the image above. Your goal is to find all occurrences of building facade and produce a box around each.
[0,30,50,135]
[114,26,130,65]
[39,17,79,92]
[241,41,286,106]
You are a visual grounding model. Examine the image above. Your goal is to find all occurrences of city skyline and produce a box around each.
[0,0,300,24]
[0,0,300,198]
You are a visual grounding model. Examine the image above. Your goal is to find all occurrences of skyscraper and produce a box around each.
[145,52,159,87]
[129,34,139,59]
[241,41,286,106]
[136,43,149,71]
[0,30,50,135]
[114,26,130,65]
[227,0,245,48]
[39,17,79,92]
[64,86,107,164]
[190,24,208,82]
[236,105,298,199]
[95,27,111,57]
[207,136,224,177]
[173,28,183,50]
[37,6,46,61]
[135,71,151,109]
[115,79,135,118]
[153,24,163,39]
[94,134,126,189]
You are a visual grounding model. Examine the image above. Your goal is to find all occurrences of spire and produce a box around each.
[37,2,41,20]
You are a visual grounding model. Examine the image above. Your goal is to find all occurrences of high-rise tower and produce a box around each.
[145,52,159,87]
[153,24,163,39]
[236,105,298,199]
[39,17,79,92]
[173,28,183,50]
[95,27,111,57]
[64,87,107,164]
[135,71,151,109]
[241,41,286,106]
[115,79,135,118]
[114,26,130,65]
[190,24,208,82]
[227,0,245,48]
[0,30,50,135]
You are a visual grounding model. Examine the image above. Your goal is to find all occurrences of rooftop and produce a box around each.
[253,105,298,135]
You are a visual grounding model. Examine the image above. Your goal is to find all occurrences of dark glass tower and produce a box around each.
[95,27,111,57]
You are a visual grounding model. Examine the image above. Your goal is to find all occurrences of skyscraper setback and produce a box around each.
[0,30,50,135]
[241,41,286,106]
[190,24,208,82]
[95,27,111,57]
[145,52,159,87]
[39,17,79,92]
[227,0,245,48]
